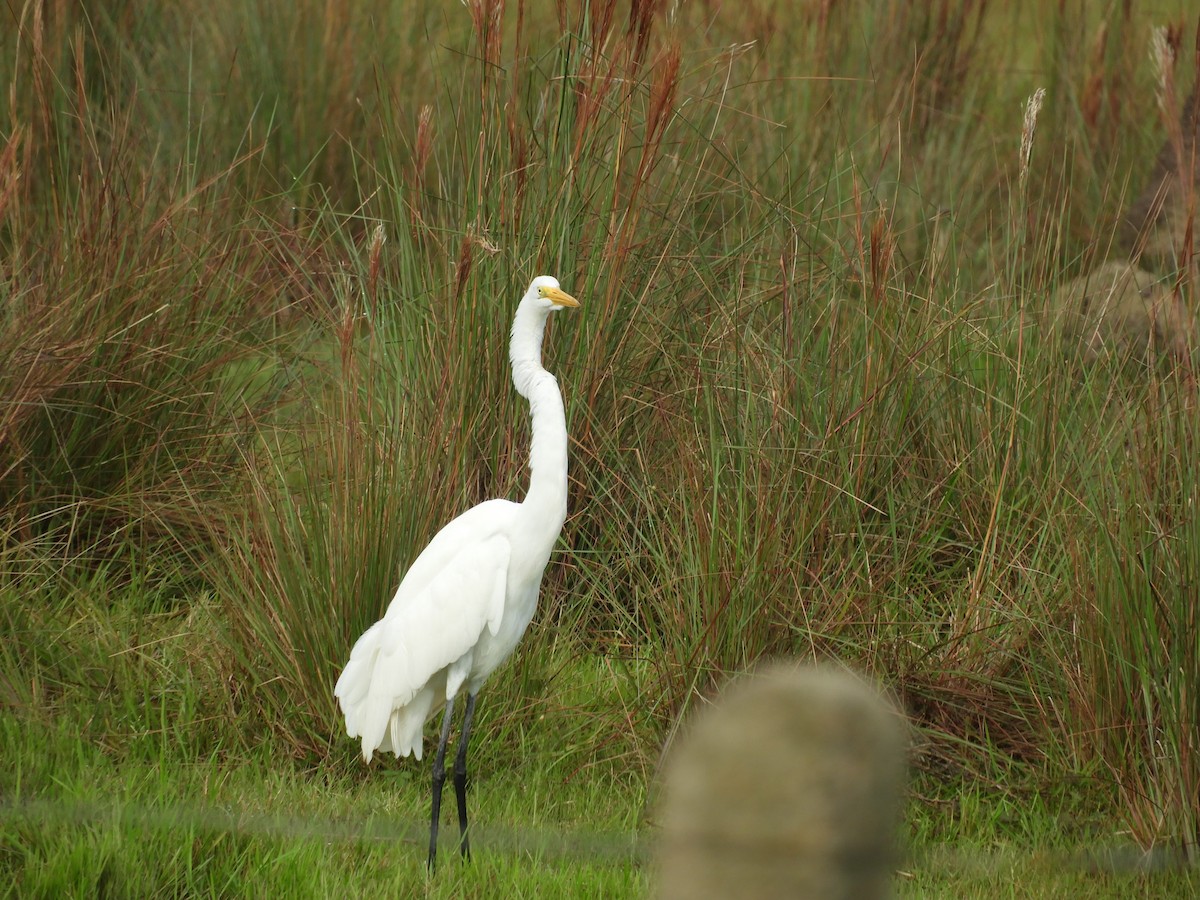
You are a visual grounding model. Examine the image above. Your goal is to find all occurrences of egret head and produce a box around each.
[527,275,580,312]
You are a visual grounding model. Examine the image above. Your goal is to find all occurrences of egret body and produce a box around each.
[333,275,580,868]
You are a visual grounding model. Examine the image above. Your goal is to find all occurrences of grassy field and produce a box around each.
[3,0,1200,894]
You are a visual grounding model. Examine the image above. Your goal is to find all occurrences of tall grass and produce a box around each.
[1067,375,1200,856]
[4,0,1200,856]
[0,32,277,571]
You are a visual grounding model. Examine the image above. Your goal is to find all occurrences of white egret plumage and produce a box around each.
[333,275,580,869]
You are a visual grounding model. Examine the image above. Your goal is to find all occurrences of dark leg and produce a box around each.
[453,693,477,859]
[427,696,456,872]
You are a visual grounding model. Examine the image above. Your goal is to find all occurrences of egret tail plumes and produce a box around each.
[333,275,579,868]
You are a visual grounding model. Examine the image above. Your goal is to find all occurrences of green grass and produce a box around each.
[2,578,1197,896]
[4,0,1200,892]
[0,725,644,898]
[901,783,1200,898]
[0,577,645,897]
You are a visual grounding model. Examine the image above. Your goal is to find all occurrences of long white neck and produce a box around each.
[510,298,569,530]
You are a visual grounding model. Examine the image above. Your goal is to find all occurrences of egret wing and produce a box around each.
[334,529,511,761]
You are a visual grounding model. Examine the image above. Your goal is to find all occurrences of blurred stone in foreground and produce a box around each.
[658,663,907,900]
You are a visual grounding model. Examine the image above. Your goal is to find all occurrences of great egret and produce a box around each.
[334,275,580,869]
